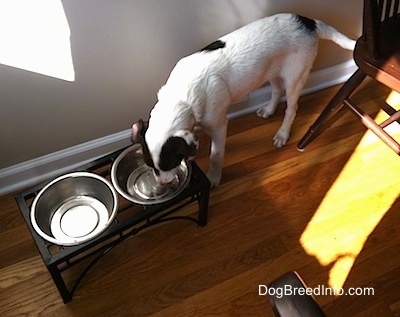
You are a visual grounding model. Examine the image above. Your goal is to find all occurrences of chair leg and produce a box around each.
[379,110,400,128]
[344,100,400,154]
[297,69,366,151]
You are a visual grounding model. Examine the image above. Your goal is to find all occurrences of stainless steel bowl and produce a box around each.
[30,172,118,246]
[111,144,191,205]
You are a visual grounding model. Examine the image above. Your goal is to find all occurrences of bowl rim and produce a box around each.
[30,171,119,246]
[110,144,191,205]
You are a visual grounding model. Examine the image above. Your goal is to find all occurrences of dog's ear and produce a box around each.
[172,130,199,161]
[158,137,194,171]
[169,137,197,160]
[131,119,148,143]
[158,131,198,171]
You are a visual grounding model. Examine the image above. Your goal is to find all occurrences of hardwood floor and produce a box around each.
[1,82,399,316]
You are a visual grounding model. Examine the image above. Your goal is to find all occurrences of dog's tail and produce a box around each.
[315,20,356,50]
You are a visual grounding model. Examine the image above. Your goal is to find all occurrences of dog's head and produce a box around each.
[132,120,198,185]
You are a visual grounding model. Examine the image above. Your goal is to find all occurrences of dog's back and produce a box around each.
[144,13,355,186]
[215,13,321,102]
[160,13,354,110]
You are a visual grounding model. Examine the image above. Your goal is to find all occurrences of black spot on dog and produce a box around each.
[200,40,226,52]
[296,15,317,33]
[159,136,197,171]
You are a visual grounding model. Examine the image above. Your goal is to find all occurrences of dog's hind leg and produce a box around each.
[256,77,283,119]
[273,70,309,148]
[273,47,317,148]
[205,118,228,187]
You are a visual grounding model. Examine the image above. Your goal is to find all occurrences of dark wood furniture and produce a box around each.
[269,272,326,317]
[298,0,400,154]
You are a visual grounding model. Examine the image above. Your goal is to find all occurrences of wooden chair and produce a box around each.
[297,0,400,154]
[269,271,326,317]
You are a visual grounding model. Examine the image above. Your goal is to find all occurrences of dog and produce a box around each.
[132,13,355,187]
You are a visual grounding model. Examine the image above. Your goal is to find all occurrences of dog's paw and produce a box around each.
[206,171,221,188]
[273,130,290,148]
[256,106,274,119]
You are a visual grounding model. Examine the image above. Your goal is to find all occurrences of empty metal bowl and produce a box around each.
[30,172,118,246]
[111,144,191,205]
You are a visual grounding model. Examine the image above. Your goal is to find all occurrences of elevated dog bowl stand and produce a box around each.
[15,147,210,303]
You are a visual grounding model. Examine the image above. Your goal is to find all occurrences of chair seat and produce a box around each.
[297,0,400,155]
[354,20,400,92]
[355,44,400,92]
[269,272,326,317]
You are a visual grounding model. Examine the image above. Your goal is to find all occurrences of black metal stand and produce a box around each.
[15,147,210,303]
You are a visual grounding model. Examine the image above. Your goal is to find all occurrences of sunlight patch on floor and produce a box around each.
[300,94,400,291]
[0,0,74,81]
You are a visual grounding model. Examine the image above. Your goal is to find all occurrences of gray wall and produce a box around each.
[0,0,362,169]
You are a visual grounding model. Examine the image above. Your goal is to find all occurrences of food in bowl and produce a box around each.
[111,144,191,205]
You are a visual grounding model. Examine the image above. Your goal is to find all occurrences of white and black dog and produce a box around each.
[132,13,355,187]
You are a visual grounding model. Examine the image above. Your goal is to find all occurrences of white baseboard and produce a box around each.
[0,60,357,196]
[0,131,132,196]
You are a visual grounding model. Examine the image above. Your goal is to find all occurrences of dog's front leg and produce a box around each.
[206,119,228,187]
